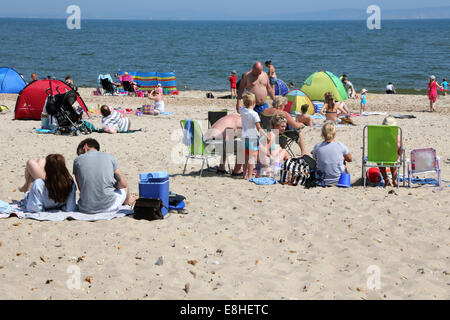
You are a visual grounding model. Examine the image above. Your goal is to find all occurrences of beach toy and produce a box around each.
[336,172,351,188]
[136,111,143,117]
[139,172,170,216]
[366,167,382,183]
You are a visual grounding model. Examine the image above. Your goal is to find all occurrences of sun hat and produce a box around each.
[231,70,237,74]
[361,88,367,93]
[157,83,162,86]
[430,75,436,80]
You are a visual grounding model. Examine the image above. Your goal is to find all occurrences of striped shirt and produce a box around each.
[102,110,129,132]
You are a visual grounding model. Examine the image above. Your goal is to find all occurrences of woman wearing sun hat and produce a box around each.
[427,75,443,112]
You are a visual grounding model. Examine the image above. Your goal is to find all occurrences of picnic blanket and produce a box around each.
[0,204,133,221]
[249,177,278,185]
[399,177,440,186]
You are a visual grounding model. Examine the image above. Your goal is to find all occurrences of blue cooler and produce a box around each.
[139,172,169,216]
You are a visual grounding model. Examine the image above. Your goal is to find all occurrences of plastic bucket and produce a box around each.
[336,172,351,188]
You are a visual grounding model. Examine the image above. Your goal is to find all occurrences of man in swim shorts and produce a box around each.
[236,61,275,115]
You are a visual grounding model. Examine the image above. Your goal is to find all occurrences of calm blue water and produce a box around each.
[1,18,449,93]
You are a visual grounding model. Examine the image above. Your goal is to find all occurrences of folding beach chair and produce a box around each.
[180,120,230,177]
[207,110,228,128]
[260,113,298,157]
[122,81,136,95]
[407,148,442,190]
[100,78,116,95]
[362,125,405,188]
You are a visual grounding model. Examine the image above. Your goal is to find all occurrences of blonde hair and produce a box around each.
[272,96,287,109]
[324,91,335,109]
[243,92,256,107]
[382,116,397,126]
[322,120,336,141]
[271,111,287,128]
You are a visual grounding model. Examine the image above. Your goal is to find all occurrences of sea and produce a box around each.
[1,18,449,94]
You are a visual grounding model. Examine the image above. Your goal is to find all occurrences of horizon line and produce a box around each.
[1,17,450,22]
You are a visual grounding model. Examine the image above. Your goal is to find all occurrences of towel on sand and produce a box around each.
[0,204,133,221]
[249,177,278,185]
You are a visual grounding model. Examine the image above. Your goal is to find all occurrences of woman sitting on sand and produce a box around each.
[320,92,350,123]
[22,154,77,212]
[262,96,304,130]
[261,96,309,155]
[259,112,291,171]
[148,88,165,114]
[312,121,352,186]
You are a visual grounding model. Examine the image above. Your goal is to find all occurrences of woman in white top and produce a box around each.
[148,89,165,113]
[386,82,396,94]
[23,154,77,212]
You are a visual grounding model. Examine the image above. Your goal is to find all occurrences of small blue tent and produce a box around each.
[274,79,289,96]
[0,67,27,94]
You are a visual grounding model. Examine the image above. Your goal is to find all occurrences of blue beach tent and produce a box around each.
[274,79,289,96]
[0,67,27,93]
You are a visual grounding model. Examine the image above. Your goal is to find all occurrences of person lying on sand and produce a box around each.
[100,105,131,133]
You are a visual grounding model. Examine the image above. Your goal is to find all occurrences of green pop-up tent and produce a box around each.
[301,70,348,101]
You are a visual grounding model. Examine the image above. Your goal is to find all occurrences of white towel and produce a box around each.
[0,204,133,221]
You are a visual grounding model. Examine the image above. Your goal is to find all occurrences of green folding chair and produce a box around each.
[362,125,405,188]
[180,120,230,177]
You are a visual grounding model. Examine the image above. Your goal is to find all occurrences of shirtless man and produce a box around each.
[236,61,275,115]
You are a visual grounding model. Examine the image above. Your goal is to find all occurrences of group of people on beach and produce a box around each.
[19,139,135,213]
[212,61,413,186]
[210,61,355,183]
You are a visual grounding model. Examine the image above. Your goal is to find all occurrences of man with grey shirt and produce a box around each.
[73,138,134,213]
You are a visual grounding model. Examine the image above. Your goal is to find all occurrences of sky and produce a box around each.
[0,0,448,20]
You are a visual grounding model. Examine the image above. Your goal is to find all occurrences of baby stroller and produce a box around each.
[44,86,92,136]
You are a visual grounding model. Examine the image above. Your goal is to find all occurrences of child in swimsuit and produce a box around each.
[228,71,237,99]
[360,89,367,115]
[441,78,448,96]
[295,104,314,127]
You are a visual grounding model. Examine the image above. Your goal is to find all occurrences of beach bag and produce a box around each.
[280,155,316,187]
[206,92,215,99]
[133,198,165,221]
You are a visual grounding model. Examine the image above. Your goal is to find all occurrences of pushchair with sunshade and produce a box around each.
[44,86,92,136]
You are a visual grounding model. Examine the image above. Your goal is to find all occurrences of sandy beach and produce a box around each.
[0,89,449,300]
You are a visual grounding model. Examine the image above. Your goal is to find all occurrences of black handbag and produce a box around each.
[133,198,166,221]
